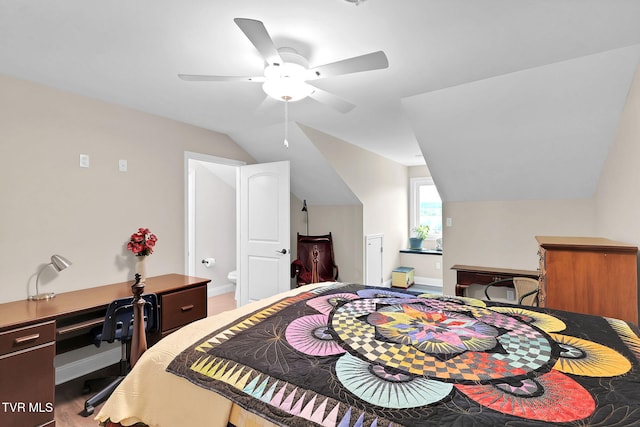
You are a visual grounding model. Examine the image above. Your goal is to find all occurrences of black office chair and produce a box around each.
[484,277,540,306]
[83,293,159,416]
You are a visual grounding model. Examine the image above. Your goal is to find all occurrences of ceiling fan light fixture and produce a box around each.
[262,63,315,102]
[344,0,367,4]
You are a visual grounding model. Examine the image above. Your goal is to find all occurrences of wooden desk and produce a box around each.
[0,274,210,427]
[451,264,539,297]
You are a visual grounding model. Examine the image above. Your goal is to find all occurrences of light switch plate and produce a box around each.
[118,159,127,172]
[79,154,90,168]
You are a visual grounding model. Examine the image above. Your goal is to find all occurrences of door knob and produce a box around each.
[276,249,288,254]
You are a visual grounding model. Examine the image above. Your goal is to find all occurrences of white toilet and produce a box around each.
[228,270,238,302]
[227,270,237,284]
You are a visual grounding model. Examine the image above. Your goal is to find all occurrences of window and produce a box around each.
[410,177,442,238]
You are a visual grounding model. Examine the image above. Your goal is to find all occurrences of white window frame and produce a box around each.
[409,177,442,239]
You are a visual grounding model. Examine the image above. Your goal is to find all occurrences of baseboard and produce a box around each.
[208,283,235,298]
[55,345,121,385]
[415,276,443,288]
[380,276,442,290]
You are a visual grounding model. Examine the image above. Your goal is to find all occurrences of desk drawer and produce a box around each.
[0,321,55,357]
[160,285,207,332]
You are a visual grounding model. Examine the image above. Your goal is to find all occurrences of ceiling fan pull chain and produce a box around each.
[283,95,291,148]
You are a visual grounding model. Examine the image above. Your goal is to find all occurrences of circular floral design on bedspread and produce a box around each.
[336,352,453,408]
[489,306,567,333]
[330,297,555,382]
[305,292,360,315]
[550,333,631,377]
[285,314,345,356]
[456,369,595,422]
[367,304,499,355]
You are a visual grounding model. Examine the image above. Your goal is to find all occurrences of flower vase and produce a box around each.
[135,256,148,283]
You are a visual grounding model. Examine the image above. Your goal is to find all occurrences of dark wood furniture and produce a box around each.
[536,236,638,324]
[451,264,539,297]
[292,233,339,287]
[0,274,209,427]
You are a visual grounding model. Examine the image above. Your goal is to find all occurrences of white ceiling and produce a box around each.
[1,0,639,203]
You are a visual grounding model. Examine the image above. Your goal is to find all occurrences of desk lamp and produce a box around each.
[29,254,72,301]
[302,200,308,235]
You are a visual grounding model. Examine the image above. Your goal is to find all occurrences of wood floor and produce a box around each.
[54,292,237,427]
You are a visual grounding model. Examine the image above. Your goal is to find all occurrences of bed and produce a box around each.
[96,282,640,426]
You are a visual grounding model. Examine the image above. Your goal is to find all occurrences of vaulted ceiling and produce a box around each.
[2,0,639,203]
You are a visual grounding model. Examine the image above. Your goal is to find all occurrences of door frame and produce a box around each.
[183,151,245,283]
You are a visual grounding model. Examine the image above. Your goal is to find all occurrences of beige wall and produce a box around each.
[441,199,595,295]
[0,74,255,303]
[398,252,443,280]
[301,125,407,282]
[408,164,431,179]
[595,65,640,314]
[595,65,640,246]
[305,204,364,283]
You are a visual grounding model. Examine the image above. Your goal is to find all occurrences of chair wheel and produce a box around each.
[84,405,95,416]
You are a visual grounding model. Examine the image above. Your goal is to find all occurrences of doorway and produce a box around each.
[185,152,244,298]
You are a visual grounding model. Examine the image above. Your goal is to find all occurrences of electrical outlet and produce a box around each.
[79,154,90,168]
[435,261,441,270]
[506,290,515,301]
[118,159,128,172]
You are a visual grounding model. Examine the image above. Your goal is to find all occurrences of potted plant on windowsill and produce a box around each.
[409,224,430,250]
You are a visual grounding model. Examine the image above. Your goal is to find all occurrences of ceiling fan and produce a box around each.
[178,18,389,113]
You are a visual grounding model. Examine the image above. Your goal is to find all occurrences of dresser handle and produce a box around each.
[14,333,40,345]
[180,304,194,312]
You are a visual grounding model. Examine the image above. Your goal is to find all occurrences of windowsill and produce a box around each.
[400,249,443,255]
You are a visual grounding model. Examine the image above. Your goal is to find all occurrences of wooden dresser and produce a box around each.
[0,274,209,427]
[536,236,638,324]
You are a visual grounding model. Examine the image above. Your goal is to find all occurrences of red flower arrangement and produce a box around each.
[127,227,158,256]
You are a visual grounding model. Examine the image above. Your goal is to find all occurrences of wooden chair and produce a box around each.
[83,276,158,416]
[484,277,540,306]
[291,233,339,287]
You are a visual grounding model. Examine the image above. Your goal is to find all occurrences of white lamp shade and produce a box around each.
[51,254,72,272]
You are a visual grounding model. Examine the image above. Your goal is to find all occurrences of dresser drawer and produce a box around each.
[160,285,207,332]
[0,321,55,357]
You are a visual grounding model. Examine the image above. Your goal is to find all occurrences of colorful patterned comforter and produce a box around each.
[167,283,640,426]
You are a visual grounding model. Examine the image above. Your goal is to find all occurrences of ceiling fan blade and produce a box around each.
[307,86,356,113]
[234,18,283,66]
[308,51,389,79]
[178,74,264,82]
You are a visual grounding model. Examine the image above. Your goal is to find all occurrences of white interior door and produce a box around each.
[365,234,383,285]
[238,161,290,306]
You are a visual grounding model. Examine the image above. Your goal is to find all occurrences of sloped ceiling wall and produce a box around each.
[402,45,640,202]
[229,122,360,206]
